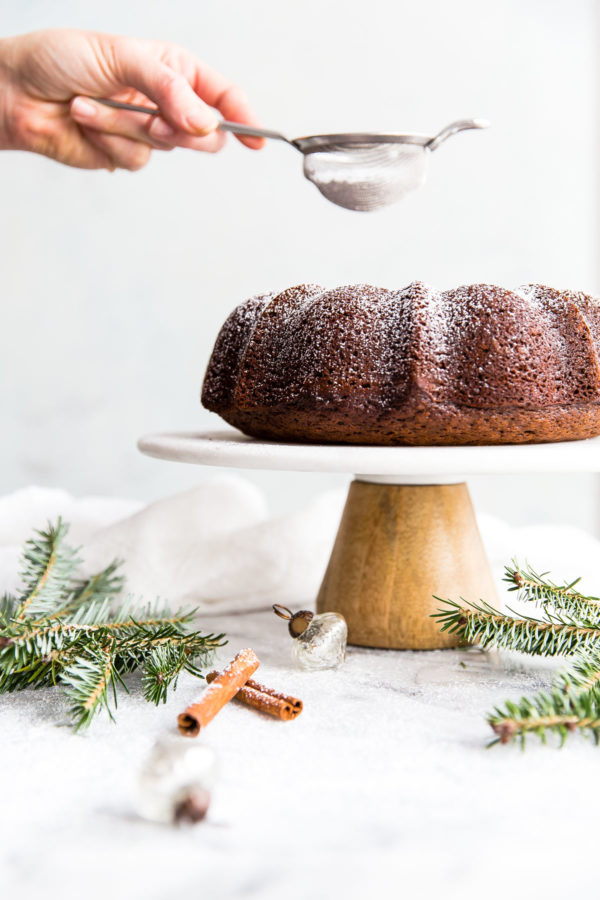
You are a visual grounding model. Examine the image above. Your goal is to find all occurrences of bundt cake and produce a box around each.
[201,282,600,445]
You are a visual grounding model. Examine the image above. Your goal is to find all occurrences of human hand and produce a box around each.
[0,28,264,171]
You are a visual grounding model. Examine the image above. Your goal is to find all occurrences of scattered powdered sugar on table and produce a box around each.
[2,485,600,899]
[2,605,599,900]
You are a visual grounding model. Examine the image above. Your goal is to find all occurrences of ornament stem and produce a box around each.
[272,604,293,621]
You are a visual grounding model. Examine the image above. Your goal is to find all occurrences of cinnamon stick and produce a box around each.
[177,648,260,736]
[206,671,303,721]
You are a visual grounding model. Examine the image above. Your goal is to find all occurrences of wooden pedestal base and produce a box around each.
[316,480,497,650]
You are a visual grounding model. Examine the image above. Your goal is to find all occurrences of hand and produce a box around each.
[0,28,264,171]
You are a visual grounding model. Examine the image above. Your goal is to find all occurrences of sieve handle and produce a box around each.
[427,118,490,152]
[92,98,291,143]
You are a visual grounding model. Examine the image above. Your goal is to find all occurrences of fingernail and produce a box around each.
[185,112,219,136]
[149,118,176,139]
[71,98,97,119]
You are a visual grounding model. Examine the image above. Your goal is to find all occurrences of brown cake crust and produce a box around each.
[201,282,600,445]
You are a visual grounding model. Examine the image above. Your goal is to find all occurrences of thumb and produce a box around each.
[111,42,219,136]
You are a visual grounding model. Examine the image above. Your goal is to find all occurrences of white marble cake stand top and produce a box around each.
[138,428,600,484]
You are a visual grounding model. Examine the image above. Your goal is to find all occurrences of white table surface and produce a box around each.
[3,603,599,900]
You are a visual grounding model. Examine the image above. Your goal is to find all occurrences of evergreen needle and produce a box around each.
[488,689,600,747]
[15,519,79,621]
[433,598,600,657]
[433,561,600,748]
[503,561,600,627]
[0,519,227,729]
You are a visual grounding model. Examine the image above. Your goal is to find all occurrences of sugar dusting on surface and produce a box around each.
[5,600,600,899]
[3,485,600,896]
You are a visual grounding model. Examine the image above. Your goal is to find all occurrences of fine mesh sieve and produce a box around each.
[94,100,488,212]
[294,119,489,211]
[301,142,429,212]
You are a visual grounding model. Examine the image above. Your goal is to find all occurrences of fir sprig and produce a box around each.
[488,688,600,748]
[15,519,79,621]
[58,560,125,618]
[434,599,600,658]
[61,645,124,730]
[503,562,600,628]
[555,647,600,694]
[0,519,226,730]
[434,562,600,748]
[0,594,16,627]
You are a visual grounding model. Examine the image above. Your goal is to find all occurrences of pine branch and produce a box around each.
[141,645,188,705]
[555,648,600,695]
[139,630,225,705]
[0,518,227,729]
[433,598,600,657]
[0,611,221,686]
[488,688,600,747]
[61,596,120,627]
[56,560,125,618]
[504,562,600,627]
[434,562,600,748]
[60,643,123,731]
[116,627,225,679]
[0,594,17,627]
[14,519,79,621]
[3,608,192,654]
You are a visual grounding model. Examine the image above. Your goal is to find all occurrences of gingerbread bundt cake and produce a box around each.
[201,282,600,445]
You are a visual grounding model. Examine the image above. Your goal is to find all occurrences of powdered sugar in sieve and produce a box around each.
[302,143,429,212]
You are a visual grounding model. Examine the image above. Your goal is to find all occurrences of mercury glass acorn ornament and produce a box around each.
[136,737,217,825]
[273,604,347,670]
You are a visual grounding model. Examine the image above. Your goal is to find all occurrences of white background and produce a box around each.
[0,0,598,529]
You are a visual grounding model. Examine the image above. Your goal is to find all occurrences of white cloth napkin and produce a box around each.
[0,479,346,610]
[1,479,599,610]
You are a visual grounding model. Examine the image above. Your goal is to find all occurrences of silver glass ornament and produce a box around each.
[136,736,217,825]
[273,605,347,671]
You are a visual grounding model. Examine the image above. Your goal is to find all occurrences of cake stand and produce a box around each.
[138,429,600,650]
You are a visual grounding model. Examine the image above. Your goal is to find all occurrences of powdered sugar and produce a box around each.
[302,145,428,211]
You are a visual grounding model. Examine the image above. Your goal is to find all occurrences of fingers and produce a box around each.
[146,115,225,151]
[110,37,265,150]
[70,96,225,152]
[110,38,221,138]
[192,77,265,150]
[79,125,152,171]
[8,97,116,170]
[70,96,155,143]
[35,127,114,171]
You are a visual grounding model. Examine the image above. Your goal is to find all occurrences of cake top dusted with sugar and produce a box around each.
[202,282,600,446]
